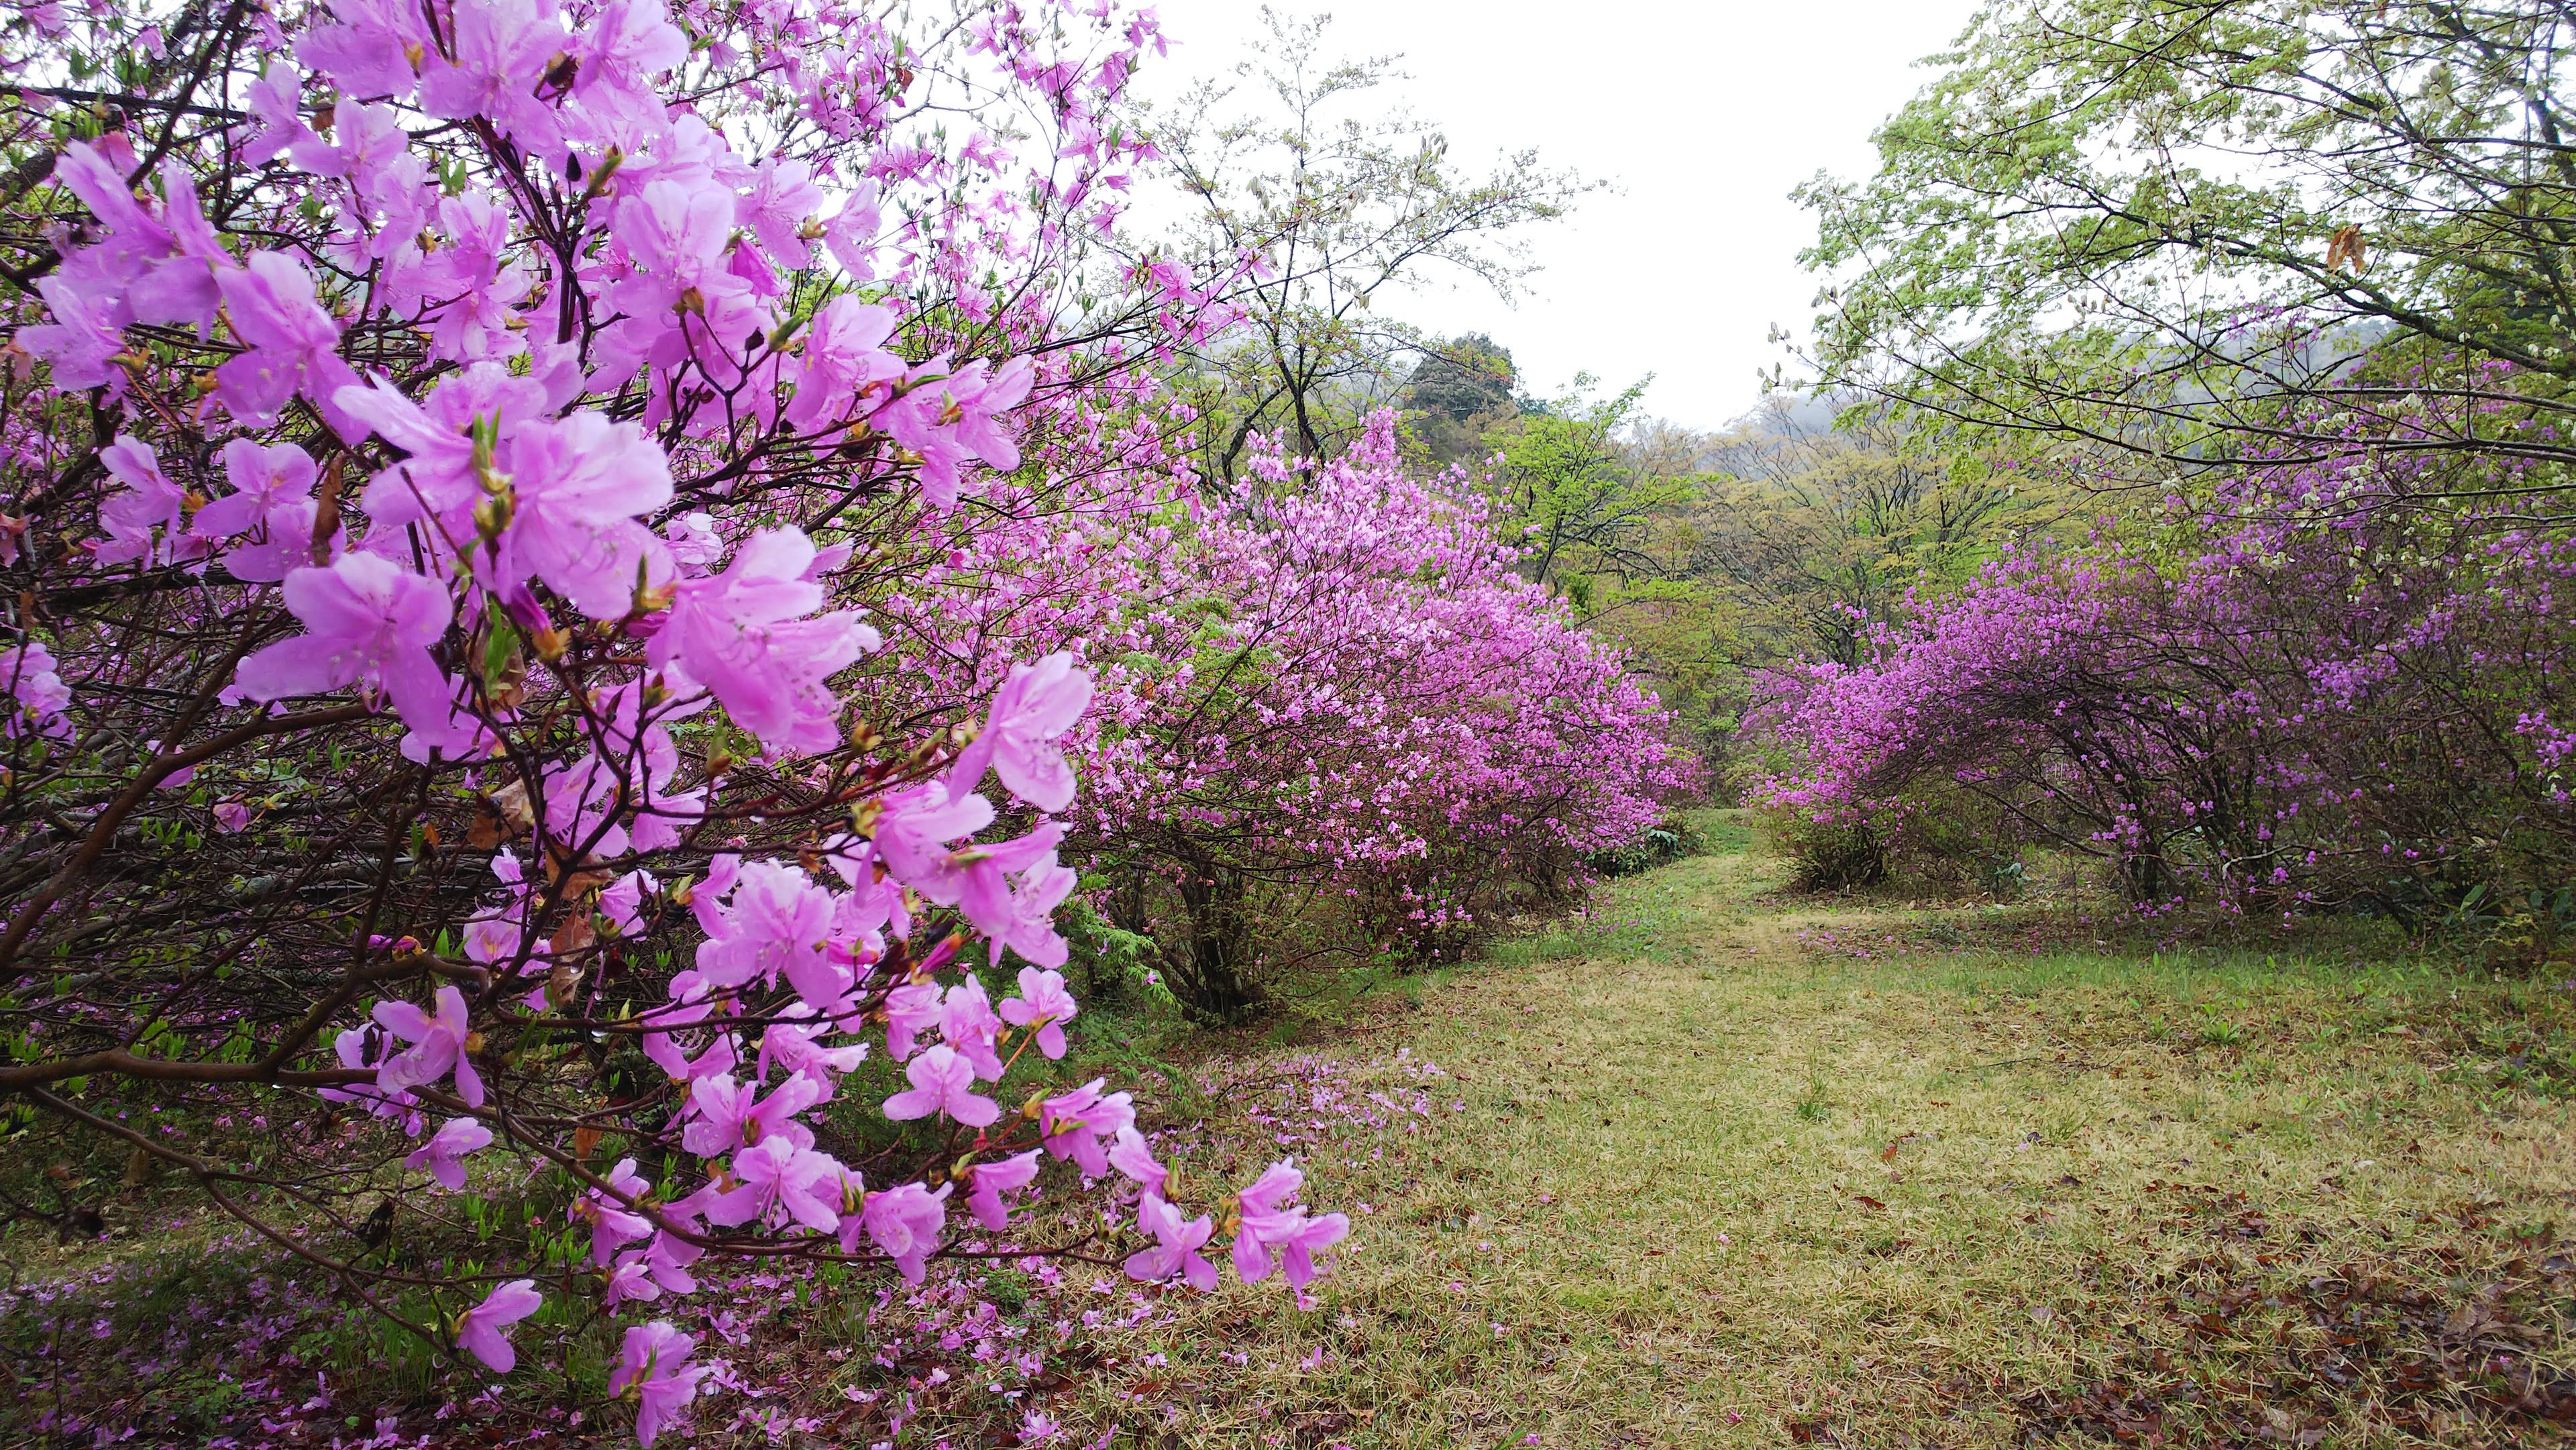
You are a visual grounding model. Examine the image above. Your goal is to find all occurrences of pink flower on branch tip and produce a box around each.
[856,1180,949,1283]
[881,979,944,1059]
[405,1115,492,1190]
[455,1278,540,1372]
[96,433,193,569]
[874,788,1065,945]
[881,1043,998,1127]
[966,1148,1043,1231]
[998,966,1078,1057]
[1124,1191,1218,1291]
[610,1320,708,1447]
[574,1157,655,1266]
[370,984,482,1107]
[1105,1125,1166,1197]
[482,412,674,620]
[1230,1157,1350,1290]
[709,1137,844,1233]
[939,973,1006,1079]
[947,652,1093,812]
[195,438,333,582]
[233,552,474,762]
[679,1070,820,1156]
[647,527,878,757]
[213,252,360,435]
[0,641,70,739]
[1038,1078,1134,1177]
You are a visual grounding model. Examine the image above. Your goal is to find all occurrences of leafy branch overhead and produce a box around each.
[1799,0,2576,478]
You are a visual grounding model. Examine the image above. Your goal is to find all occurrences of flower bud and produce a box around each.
[580,146,624,201]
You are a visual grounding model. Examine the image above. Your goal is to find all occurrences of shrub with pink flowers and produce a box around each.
[1078,423,1691,1015]
[780,389,1695,1018]
[1745,393,2576,920]
[0,0,1411,1441]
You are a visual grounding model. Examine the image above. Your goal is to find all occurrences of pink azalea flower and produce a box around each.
[739,155,826,261]
[195,439,331,582]
[637,1001,733,1084]
[882,979,944,1059]
[95,434,189,568]
[610,1320,708,1447]
[370,984,484,1106]
[484,412,674,619]
[295,0,432,99]
[240,60,311,166]
[633,1225,704,1296]
[939,974,1006,1080]
[710,1138,844,1233]
[648,527,878,756]
[997,967,1078,1057]
[758,1012,867,1082]
[0,641,71,739]
[881,1043,998,1127]
[575,1157,656,1265]
[989,853,1077,970]
[1019,1408,1062,1444]
[783,297,903,429]
[822,180,883,279]
[570,0,690,121]
[874,788,1063,941]
[455,1279,541,1372]
[404,1115,492,1190]
[600,869,656,935]
[1274,1210,1352,1291]
[947,652,1092,812]
[21,275,126,392]
[694,858,845,1006]
[965,1149,1044,1231]
[319,1023,417,1121]
[1238,1158,1304,1219]
[679,1070,820,1156]
[856,1180,949,1283]
[1123,1192,1217,1292]
[331,363,551,533]
[603,1255,660,1308]
[233,552,472,761]
[1229,1159,1350,1290]
[416,0,569,158]
[1105,1126,1167,1198]
[213,252,360,433]
[1038,1079,1134,1176]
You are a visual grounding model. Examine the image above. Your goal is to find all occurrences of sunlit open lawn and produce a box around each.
[1062,819,2576,1448]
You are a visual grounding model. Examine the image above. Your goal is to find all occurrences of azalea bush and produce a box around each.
[1065,423,1691,1018]
[831,415,1692,1023]
[1746,392,2576,921]
[0,0,1352,1441]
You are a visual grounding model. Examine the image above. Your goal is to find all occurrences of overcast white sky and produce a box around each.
[1132,0,1984,431]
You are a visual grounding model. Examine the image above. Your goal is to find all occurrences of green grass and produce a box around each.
[1055,817,2576,1447]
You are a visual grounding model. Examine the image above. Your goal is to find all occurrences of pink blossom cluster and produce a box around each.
[0,0,1341,1441]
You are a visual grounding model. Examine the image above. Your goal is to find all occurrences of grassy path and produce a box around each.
[1076,822,2576,1448]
